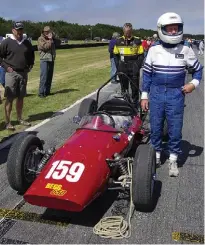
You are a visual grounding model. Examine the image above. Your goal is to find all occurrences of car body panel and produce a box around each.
[24,115,142,211]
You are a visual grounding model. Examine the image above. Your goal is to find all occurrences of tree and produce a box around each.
[0,17,203,40]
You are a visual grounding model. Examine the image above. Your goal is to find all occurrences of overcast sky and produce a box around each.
[0,0,204,34]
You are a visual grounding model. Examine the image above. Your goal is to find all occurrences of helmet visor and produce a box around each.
[161,23,183,36]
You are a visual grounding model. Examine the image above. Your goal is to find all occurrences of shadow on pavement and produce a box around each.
[0,147,10,164]
[42,180,162,226]
[160,140,203,167]
[151,180,162,212]
[178,140,204,167]
[27,111,64,122]
[42,191,119,227]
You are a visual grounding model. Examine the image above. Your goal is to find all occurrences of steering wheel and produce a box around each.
[92,111,115,128]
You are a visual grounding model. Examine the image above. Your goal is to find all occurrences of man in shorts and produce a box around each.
[0,22,34,130]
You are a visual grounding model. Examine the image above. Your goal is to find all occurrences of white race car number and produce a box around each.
[45,160,85,182]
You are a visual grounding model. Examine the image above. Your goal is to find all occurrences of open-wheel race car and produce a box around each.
[7,72,161,213]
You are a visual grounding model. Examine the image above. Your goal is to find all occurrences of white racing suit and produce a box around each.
[141,41,203,157]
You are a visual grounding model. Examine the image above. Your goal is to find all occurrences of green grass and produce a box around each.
[0,46,110,140]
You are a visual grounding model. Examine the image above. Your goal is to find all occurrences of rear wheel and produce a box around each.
[7,134,43,193]
[78,98,97,118]
[132,144,156,212]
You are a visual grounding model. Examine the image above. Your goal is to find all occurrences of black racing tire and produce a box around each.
[78,98,97,118]
[7,134,43,193]
[132,144,156,212]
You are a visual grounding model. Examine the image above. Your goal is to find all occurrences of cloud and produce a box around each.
[43,4,60,13]
[0,0,204,34]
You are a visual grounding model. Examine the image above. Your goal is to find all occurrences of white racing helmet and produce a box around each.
[157,12,184,44]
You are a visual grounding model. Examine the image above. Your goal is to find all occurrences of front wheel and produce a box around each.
[7,134,43,193]
[132,144,156,212]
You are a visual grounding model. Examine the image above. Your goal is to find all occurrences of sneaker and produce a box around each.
[5,122,15,131]
[18,120,31,126]
[168,160,179,177]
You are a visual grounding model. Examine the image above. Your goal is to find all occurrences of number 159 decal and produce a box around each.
[45,160,85,182]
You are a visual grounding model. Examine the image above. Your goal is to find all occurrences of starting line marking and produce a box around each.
[0,208,69,227]
[172,231,204,243]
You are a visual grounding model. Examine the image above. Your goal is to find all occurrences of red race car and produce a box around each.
[7,73,157,213]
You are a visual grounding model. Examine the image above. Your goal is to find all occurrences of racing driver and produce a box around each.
[141,12,203,177]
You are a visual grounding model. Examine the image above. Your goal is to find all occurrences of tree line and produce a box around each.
[0,17,203,40]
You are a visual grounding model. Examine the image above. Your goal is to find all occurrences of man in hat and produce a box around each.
[0,21,34,130]
[37,26,56,97]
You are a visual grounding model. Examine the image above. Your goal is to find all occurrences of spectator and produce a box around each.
[108,32,120,83]
[142,37,149,58]
[37,26,56,97]
[0,65,5,104]
[151,33,158,45]
[188,38,192,44]
[184,37,189,46]
[113,23,144,105]
[0,21,34,130]
[198,39,204,55]
[146,38,152,48]
[0,65,5,88]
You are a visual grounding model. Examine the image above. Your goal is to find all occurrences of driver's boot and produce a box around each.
[168,160,179,177]
[168,153,179,177]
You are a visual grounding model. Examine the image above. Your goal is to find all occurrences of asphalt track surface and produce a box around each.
[0,53,204,244]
